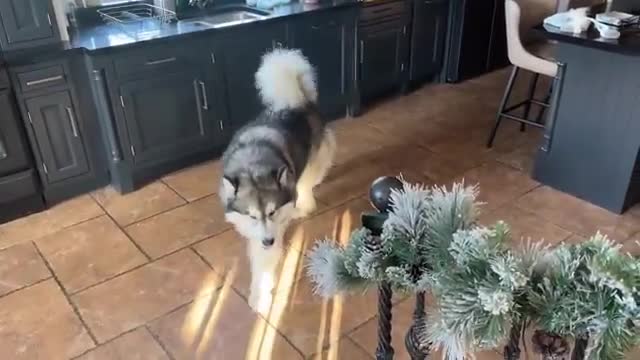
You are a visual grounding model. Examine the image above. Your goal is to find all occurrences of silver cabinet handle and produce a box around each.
[199,81,209,110]
[193,80,205,136]
[145,57,177,66]
[26,75,64,87]
[359,40,364,64]
[66,107,79,137]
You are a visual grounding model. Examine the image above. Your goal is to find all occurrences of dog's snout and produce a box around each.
[262,237,275,247]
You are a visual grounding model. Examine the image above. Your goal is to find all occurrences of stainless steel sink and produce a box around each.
[182,8,269,29]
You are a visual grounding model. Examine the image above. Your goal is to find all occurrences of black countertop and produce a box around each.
[535,23,640,56]
[2,0,358,65]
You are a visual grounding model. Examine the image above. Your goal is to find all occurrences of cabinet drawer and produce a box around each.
[360,0,406,23]
[16,65,67,92]
[0,169,38,204]
[114,45,198,79]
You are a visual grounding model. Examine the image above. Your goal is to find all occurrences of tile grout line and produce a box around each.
[120,192,220,229]
[0,212,106,253]
[145,324,177,360]
[90,261,229,344]
[0,275,52,301]
[88,197,153,261]
[89,190,187,230]
[159,178,191,203]
[344,335,377,360]
[68,260,150,296]
[68,326,144,360]
[31,241,100,345]
[68,243,210,296]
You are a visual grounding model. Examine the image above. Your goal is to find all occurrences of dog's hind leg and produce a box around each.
[295,130,336,217]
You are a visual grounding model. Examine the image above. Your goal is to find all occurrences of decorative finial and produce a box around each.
[369,176,403,213]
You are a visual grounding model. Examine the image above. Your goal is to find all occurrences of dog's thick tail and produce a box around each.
[255,48,317,111]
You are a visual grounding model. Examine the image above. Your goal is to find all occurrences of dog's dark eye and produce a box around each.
[267,210,276,217]
[249,214,258,220]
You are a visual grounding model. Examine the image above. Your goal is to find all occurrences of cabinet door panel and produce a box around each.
[218,26,286,130]
[0,89,30,176]
[120,71,213,165]
[26,91,89,183]
[0,0,54,44]
[293,19,347,117]
[360,27,405,99]
[410,0,449,81]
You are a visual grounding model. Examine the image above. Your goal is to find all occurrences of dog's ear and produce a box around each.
[220,175,238,203]
[276,165,293,189]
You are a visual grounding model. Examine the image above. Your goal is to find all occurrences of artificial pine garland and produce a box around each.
[306,180,640,359]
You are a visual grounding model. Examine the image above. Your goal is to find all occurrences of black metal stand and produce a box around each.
[376,281,395,360]
[365,176,404,360]
[405,291,429,360]
[571,336,588,360]
[503,321,522,360]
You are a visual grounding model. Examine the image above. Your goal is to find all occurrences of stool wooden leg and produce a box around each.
[521,73,540,132]
[487,66,520,148]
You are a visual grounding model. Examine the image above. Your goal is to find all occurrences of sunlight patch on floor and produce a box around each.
[181,260,237,357]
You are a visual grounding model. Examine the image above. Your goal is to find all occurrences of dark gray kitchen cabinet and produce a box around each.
[0,0,59,50]
[359,25,409,100]
[119,70,218,165]
[25,90,89,183]
[290,12,355,118]
[0,89,30,176]
[215,24,287,131]
[409,0,449,82]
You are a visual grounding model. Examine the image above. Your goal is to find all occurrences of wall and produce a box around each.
[519,0,557,33]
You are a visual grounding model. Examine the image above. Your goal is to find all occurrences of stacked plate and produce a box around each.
[595,11,639,27]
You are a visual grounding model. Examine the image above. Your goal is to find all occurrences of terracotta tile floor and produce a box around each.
[1,67,639,360]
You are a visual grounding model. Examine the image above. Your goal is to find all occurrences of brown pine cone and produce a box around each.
[532,330,570,360]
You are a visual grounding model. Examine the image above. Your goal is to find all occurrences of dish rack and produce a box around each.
[98,3,176,37]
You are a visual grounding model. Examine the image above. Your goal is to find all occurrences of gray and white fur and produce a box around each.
[219,48,336,312]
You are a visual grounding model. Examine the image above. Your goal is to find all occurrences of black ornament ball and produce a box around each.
[369,176,403,213]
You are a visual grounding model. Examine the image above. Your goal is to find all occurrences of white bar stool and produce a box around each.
[486,0,567,151]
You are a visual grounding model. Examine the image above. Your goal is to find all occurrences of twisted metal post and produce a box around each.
[532,330,570,360]
[376,281,395,360]
[405,291,429,360]
[364,176,404,360]
[571,336,588,360]
[503,320,522,360]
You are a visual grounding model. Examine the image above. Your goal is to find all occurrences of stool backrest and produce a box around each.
[505,0,558,77]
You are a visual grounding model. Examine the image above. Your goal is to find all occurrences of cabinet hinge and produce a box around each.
[47,13,52,27]
[119,96,125,108]
[219,120,224,131]
[27,111,33,124]
[130,145,136,157]
[210,52,216,64]
[42,163,48,174]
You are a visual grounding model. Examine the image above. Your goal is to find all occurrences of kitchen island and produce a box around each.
[533,23,640,213]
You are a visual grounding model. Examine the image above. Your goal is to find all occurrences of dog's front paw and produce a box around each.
[248,289,273,315]
[248,291,261,313]
[295,196,316,218]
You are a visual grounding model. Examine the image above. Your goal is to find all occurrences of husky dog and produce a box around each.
[219,49,336,312]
